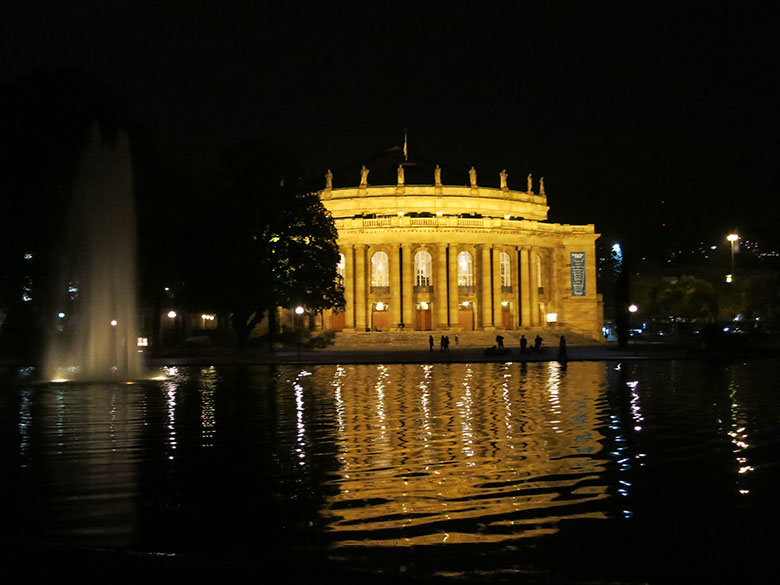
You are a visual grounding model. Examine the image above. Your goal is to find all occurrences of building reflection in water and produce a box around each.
[321,362,610,547]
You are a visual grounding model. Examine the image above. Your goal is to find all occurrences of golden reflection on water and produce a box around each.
[321,362,609,547]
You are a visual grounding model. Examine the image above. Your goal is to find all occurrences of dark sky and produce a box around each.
[3,1,779,253]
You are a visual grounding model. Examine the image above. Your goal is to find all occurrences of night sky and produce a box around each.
[3,2,779,254]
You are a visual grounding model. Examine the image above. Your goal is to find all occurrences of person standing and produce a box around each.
[557,335,568,362]
[429,335,434,352]
[534,334,543,351]
[440,335,446,352]
[496,334,504,350]
[520,335,527,353]
[454,333,459,347]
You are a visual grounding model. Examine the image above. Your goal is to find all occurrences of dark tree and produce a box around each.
[184,141,343,349]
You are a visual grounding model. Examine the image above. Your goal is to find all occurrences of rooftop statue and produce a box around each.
[540,176,545,195]
[397,164,405,186]
[434,164,442,186]
[527,173,533,193]
[469,166,477,188]
[360,165,369,187]
[500,169,508,190]
[325,169,333,190]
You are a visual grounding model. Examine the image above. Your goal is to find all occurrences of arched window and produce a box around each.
[500,252,511,287]
[414,250,432,286]
[457,251,473,286]
[337,253,345,281]
[536,255,542,288]
[371,251,389,287]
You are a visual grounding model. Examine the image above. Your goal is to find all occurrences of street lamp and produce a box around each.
[727,233,739,282]
[295,306,305,360]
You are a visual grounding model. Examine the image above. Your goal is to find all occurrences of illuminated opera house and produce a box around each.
[319,147,603,338]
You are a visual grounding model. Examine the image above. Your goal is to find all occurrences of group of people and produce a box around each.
[518,334,544,352]
[429,334,457,352]
[428,332,568,362]
[516,334,569,362]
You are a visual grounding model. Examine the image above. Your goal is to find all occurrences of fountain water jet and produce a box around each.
[44,125,143,381]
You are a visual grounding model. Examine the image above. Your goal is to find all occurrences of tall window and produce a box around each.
[536,255,542,287]
[414,250,432,286]
[500,252,511,287]
[457,251,473,286]
[337,253,345,281]
[371,251,389,287]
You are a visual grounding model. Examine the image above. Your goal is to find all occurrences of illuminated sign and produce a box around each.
[570,252,586,296]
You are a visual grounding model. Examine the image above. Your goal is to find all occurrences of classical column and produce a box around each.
[448,246,459,328]
[343,246,354,329]
[514,247,522,327]
[402,243,414,329]
[354,244,367,331]
[530,247,540,326]
[390,244,401,330]
[436,243,449,329]
[481,245,493,329]
[492,246,503,328]
[520,247,531,327]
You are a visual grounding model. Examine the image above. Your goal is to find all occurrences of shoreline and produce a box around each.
[3,343,778,370]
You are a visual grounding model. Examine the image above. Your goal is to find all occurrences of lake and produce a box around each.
[1,360,778,583]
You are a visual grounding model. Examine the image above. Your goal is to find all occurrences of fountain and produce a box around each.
[44,125,143,381]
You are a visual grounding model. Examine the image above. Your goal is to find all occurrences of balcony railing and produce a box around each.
[413,285,433,293]
[370,286,390,295]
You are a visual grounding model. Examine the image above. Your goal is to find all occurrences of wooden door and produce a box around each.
[372,310,390,331]
[331,310,345,332]
[459,308,474,330]
[502,307,512,329]
[415,309,432,330]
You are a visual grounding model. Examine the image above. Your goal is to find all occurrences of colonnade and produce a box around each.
[339,242,550,331]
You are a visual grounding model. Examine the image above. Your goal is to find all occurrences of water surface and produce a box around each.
[1,361,778,582]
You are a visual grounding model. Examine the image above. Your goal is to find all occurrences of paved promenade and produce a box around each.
[143,330,773,367]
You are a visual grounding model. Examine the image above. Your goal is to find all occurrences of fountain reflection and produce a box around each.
[321,362,609,547]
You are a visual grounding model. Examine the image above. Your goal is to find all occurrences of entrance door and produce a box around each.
[459,308,474,330]
[501,306,512,329]
[372,310,390,331]
[331,310,345,332]
[415,308,432,330]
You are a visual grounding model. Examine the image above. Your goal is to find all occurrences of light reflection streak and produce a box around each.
[294,370,311,467]
[199,366,217,448]
[18,387,32,461]
[161,367,180,461]
[727,375,752,493]
[458,366,475,463]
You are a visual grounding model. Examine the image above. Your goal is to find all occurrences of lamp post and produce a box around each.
[726,233,739,282]
[628,304,638,343]
[295,306,305,361]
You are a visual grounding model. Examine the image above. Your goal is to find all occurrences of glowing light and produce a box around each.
[137,337,149,347]
[375,302,386,311]
[546,312,558,323]
[295,306,305,315]
[110,319,118,327]
[167,310,176,318]
[436,211,443,216]
[419,302,429,310]
[727,233,739,242]
[628,304,638,313]
[397,211,405,216]
[201,314,215,320]
[725,274,733,283]
[501,301,509,307]
[57,312,66,318]
[461,301,470,307]
[51,378,69,383]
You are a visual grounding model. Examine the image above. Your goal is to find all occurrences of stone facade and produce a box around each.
[318,175,603,338]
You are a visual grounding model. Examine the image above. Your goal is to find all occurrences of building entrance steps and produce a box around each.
[327,329,603,350]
